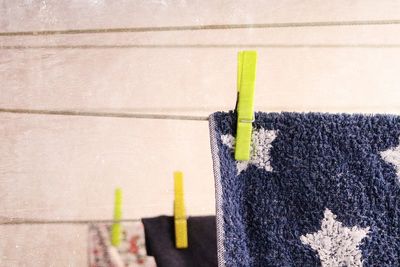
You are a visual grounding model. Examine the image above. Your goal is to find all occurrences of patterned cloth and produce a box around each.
[88,222,156,267]
[209,111,400,266]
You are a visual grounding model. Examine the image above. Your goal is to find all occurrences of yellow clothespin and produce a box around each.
[111,188,122,247]
[235,51,258,161]
[174,171,188,249]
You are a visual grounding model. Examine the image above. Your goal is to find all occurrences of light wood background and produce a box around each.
[2,1,400,266]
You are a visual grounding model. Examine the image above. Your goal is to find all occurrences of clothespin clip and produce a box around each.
[235,51,257,161]
[111,188,122,247]
[174,171,188,249]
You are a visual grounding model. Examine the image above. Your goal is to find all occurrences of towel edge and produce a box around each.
[209,114,226,267]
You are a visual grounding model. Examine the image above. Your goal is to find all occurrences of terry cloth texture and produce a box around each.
[142,216,218,267]
[209,111,400,267]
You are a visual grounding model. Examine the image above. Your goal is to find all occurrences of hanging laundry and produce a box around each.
[209,111,400,266]
[88,222,156,267]
[142,216,217,267]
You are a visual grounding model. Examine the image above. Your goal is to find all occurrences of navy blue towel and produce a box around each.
[209,111,400,267]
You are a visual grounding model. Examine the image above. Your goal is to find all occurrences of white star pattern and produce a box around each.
[221,128,277,174]
[300,209,370,267]
[381,140,400,181]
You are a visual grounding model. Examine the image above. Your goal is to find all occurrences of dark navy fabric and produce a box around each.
[210,111,400,266]
[142,216,218,267]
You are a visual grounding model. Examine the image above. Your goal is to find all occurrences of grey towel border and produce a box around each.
[209,115,226,267]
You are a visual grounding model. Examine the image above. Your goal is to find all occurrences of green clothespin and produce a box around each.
[111,188,122,247]
[174,171,188,249]
[235,51,257,161]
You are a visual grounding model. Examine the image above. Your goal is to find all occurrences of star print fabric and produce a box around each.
[88,222,157,267]
[209,111,400,267]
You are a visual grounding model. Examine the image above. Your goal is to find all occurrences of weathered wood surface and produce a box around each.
[2,1,400,265]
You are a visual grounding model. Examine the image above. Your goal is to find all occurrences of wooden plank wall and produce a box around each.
[2,1,400,265]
